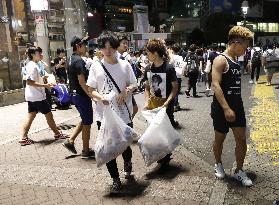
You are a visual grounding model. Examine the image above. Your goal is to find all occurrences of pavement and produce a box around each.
[0,74,278,205]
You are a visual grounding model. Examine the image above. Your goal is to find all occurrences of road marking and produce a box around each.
[249,76,279,166]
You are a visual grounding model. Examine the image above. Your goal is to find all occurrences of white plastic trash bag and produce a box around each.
[95,106,138,167]
[138,107,184,167]
[141,107,162,124]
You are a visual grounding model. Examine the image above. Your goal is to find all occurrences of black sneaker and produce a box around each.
[172,120,180,129]
[157,153,172,166]
[111,178,121,193]
[124,161,132,178]
[81,149,95,159]
[174,106,181,112]
[62,139,77,154]
[185,90,190,96]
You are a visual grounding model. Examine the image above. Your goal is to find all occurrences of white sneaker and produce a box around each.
[214,163,226,179]
[249,80,254,84]
[234,169,253,187]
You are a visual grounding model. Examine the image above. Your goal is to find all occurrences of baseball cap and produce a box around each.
[70,36,89,47]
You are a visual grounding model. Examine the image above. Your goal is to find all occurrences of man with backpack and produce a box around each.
[185,44,199,97]
[249,44,262,84]
[262,44,279,86]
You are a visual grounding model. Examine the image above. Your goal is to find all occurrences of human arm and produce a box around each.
[88,86,109,105]
[162,80,178,108]
[117,64,138,105]
[211,56,235,122]
[26,79,54,89]
[162,67,178,108]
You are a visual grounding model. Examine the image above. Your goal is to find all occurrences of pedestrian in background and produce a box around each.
[54,48,67,83]
[19,47,68,146]
[116,33,138,119]
[185,44,199,97]
[249,43,262,84]
[169,43,186,111]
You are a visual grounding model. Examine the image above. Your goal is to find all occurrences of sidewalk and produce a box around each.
[0,113,221,205]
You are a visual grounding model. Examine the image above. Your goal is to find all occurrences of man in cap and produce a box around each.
[62,36,95,159]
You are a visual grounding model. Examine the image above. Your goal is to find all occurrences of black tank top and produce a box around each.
[213,53,242,105]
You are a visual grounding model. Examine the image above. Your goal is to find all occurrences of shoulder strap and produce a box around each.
[99,61,132,122]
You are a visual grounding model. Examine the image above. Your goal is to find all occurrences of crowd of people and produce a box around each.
[19,25,279,193]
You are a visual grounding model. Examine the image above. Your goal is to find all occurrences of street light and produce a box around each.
[241,0,249,27]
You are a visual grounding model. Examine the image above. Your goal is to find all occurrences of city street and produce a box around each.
[0,74,278,205]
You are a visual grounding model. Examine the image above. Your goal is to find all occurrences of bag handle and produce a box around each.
[99,61,132,122]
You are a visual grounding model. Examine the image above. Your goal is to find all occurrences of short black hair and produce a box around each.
[57,48,65,55]
[71,36,88,51]
[97,31,120,49]
[117,33,128,42]
[89,49,94,55]
[171,43,181,54]
[37,47,42,53]
[27,47,39,60]
[212,43,218,51]
[189,44,197,52]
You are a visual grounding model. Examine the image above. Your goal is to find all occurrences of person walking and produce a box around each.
[249,44,262,84]
[62,36,95,159]
[211,26,254,187]
[143,38,179,166]
[87,31,138,193]
[19,47,68,146]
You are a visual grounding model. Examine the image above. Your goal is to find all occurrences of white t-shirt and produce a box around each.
[87,59,137,124]
[25,61,46,102]
[170,54,186,78]
[116,51,131,62]
[238,54,245,62]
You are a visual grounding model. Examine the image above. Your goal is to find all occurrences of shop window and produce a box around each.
[268,23,279,32]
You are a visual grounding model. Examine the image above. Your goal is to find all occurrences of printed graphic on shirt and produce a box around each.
[147,72,167,98]
[101,74,131,120]
[173,60,185,76]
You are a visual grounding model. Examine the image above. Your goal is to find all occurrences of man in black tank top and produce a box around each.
[211,26,254,187]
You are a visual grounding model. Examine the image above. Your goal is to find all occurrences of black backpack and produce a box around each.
[251,49,261,64]
[185,54,198,73]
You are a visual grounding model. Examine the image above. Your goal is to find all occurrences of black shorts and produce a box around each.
[211,101,246,134]
[28,100,51,114]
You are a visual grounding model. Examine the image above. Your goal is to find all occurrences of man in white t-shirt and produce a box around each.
[169,44,186,111]
[87,31,137,193]
[19,47,68,146]
[116,33,138,118]
[262,44,279,86]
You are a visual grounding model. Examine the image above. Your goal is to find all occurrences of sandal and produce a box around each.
[19,137,34,146]
[54,132,69,140]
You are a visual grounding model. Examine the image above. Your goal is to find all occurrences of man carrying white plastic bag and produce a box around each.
[95,106,138,168]
[139,39,183,168]
[139,107,184,167]
[87,31,138,193]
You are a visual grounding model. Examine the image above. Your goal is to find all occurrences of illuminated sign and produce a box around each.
[30,0,49,11]
[119,8,132,14]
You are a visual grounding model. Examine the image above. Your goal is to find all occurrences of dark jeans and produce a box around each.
[187,71,199,96]
[166,100,175,126]
[251,63,261,81]
[97,121,133,179]
[174,78,181,107]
